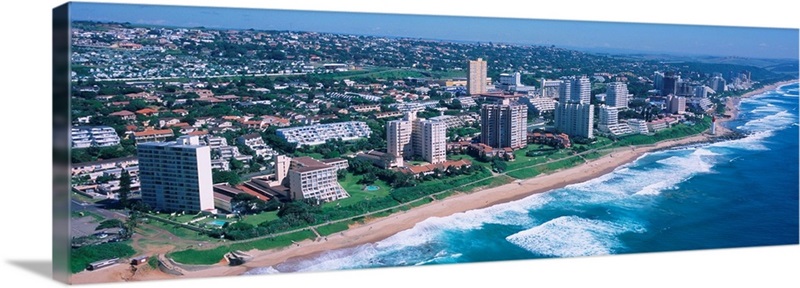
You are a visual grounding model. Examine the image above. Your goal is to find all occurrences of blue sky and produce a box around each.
[70,2,799,59]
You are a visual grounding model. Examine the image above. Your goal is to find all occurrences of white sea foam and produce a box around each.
[274,244,383,272]
[375,193,551,250]
[711,130,773,151]
[505,216,644,257]
[740,111,796,132]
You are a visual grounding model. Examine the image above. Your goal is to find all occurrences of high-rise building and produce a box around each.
[480,103,528,149]
[605,82,629,109]
[467,58,488,95]
[694,85,709,98]
[499,72,522,91]
[676,81,693,97]
[555,103,594,139]
[668,95,686,114]
[386,112,446,165]
[662,72,680,96]
[599,105,619,127]
[288,157,349,203]
[138,135,215,212]
[559,76,591,104]
[708,75,727,93]
[541,79,562,99]
[653,71,665,94]
[415,119,447,164]
[386,113,415,167]
[598,105,633,136]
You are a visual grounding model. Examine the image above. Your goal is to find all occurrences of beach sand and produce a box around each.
[71,79,797,283]
[132,133,713,281]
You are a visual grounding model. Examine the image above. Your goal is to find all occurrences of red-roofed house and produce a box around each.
[133,129,174,144]
[135,108,159,116]
[109,110,136,120]
[172,109,189,116]
[262,115,290,127]
[399,159,472,177]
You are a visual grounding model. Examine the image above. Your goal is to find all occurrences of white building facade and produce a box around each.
[137,135,215,212]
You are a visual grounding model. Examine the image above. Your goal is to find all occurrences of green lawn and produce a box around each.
[70,241,136,273]
[71,192,99,204]
[316,222,351,236]
[239,211,279,226]
[506,169,541,180]
[583,150,610,161]
[145,219,211,242]
[327,173,392,209]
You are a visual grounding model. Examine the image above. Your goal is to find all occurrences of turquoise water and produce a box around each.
[209,220,227,227]
[246,83,799,275]
[365,185,380,191]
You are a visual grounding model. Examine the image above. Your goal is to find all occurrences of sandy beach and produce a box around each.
[70,79,797,284]
[138,134,716,281]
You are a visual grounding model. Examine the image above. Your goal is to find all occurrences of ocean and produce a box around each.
[245,83,799,275]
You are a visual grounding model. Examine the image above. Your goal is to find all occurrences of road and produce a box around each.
[71,199,128,220]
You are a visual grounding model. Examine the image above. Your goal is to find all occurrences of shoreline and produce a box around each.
[173,134,718,279]
[70,79,798,284]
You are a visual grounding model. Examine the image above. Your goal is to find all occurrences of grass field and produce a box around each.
[145,219,210,242]
[506,169,541,180]
[316,222,351,236]
[239,211,279,226]
[70,241,136,273]
[328,173,392,208]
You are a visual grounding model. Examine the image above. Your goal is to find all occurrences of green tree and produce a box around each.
[118,170,131,208]
[213,170,242,186]
[491,157,508,173]
[95,219,124,230]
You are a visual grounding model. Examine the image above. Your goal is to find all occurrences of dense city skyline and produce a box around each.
[70,2,799,60]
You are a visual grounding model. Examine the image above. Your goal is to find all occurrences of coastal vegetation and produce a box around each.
[70,242,136,273]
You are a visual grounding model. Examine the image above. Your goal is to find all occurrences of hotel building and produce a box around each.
[137,135,215,212]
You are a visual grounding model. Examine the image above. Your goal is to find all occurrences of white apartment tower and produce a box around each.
[416,120,447,164]
[559,76,591,104]
[668,95,687,114]
[598,105,619,131]
[606,82,629,109]
[467,58,488,95]
[387,114,415,167]
[555,103,595,139]
[138,135,215,212]
[386,112,446,165]
[480,103,528,149]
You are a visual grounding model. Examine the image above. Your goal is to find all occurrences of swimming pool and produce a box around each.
[365,185,380,191]
[208,220,227,227]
